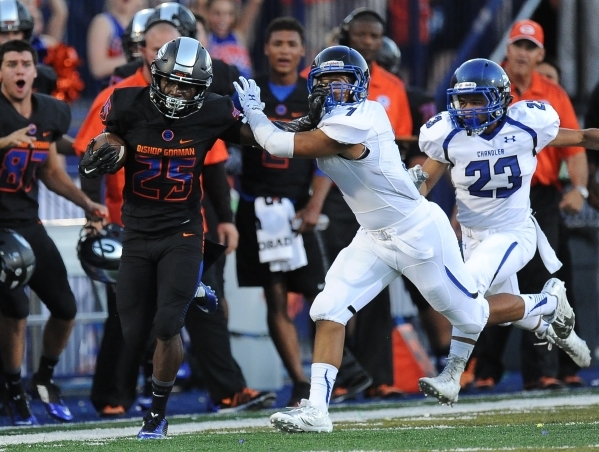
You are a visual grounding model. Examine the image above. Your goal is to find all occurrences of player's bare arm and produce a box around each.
[235,76,364,159]
[39,143,108,220]
[550,127,599,149]
[420,158,449,196]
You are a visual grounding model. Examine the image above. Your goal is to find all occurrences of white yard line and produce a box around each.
[1,394,598,446]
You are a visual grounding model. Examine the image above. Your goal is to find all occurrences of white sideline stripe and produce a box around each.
[1,394,599,445]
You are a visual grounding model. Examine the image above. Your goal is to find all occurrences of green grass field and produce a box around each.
[1,391,599,451]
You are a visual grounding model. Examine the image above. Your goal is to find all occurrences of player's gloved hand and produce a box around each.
[308,84,328,124]
[273,116,315,132]
[79,139,122,178]
[408,164,429,189]
[233,76,265,121]
[270,84,329,132]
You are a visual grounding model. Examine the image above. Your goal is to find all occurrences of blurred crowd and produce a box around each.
[0,0,597,428]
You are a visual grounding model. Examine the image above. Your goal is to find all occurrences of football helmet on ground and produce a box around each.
[150,37,212,119]
[307,45,370,115]
[0,228,35,290]
[77,224,124,284]
[447,58,513,136]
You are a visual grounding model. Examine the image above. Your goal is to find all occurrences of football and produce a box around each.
[90,132,127,173]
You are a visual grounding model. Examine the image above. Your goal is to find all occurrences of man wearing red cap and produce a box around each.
[467,19,589,391]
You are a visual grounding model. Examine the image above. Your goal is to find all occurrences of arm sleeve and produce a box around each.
[202,161,233,223]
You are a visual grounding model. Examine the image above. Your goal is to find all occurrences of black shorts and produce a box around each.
[116,221,204,354]
[235,197,326,298]
[0,221,76,320]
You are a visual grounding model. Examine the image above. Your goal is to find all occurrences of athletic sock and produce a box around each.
[513,315,546,332]
[521,293,557,318]
[35,355,59,381]
[149,376,174,418]
[309,363,337,411]
[449,339,475,361]
[4,370,23,397]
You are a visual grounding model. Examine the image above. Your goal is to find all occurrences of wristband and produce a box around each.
[245,108,295,158]
[575,185,589,199]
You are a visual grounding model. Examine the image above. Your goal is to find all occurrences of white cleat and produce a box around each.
[418,354,466,406]
[537,325,591,368]
[270,399,333,433]
[541,278,575,339]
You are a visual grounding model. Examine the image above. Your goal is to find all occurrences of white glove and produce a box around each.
[233,76,265,119]
[408,164,429,189]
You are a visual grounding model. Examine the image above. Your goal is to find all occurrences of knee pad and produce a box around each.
[309,292,352,326]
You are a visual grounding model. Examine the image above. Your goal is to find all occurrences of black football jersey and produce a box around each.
[240,75,314,201]
[102,86,243,232]
[0,92,70,223]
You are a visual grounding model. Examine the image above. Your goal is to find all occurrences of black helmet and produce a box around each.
[145,2,196,39]
[150,37,212,119]
[0,0,34,41]
[447,58,513,135]
[77,224,124,284]
[377,36,401,75]
[0,228,35,290]
[121,7,155,62]
[307,45,370,114]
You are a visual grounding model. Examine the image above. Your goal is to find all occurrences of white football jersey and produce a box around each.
[315,100,421,231]
[420,100,560,229]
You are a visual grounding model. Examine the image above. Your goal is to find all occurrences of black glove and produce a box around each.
[273,115,315,132]
[271,85,329,133]
[308,84,328,124]
[79,139,122,178]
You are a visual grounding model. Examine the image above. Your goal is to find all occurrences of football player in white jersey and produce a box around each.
[418,58,594,403]
[234,46,599,433]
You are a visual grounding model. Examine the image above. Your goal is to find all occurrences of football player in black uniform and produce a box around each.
[0,40,107,426]
[79,36,257,440]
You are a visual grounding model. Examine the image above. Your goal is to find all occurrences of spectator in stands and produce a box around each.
[0,39,107,426]
[205,0,262,78]
[86,0,146,91]
[21,0,68,43]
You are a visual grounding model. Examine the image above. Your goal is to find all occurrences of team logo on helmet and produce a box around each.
[320,60,345,70]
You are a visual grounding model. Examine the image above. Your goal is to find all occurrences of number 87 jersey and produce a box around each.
[419,100,559,230]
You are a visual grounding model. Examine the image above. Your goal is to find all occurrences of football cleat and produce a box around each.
[27,377,73,422]
[541,278,575,339]
[208,387,276,413]
[5,389,38,426]
[270,399,333,433]
[536,325,591,368]
[419,354,467,406]
[137,411,168,439]
[193,282,218,313]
